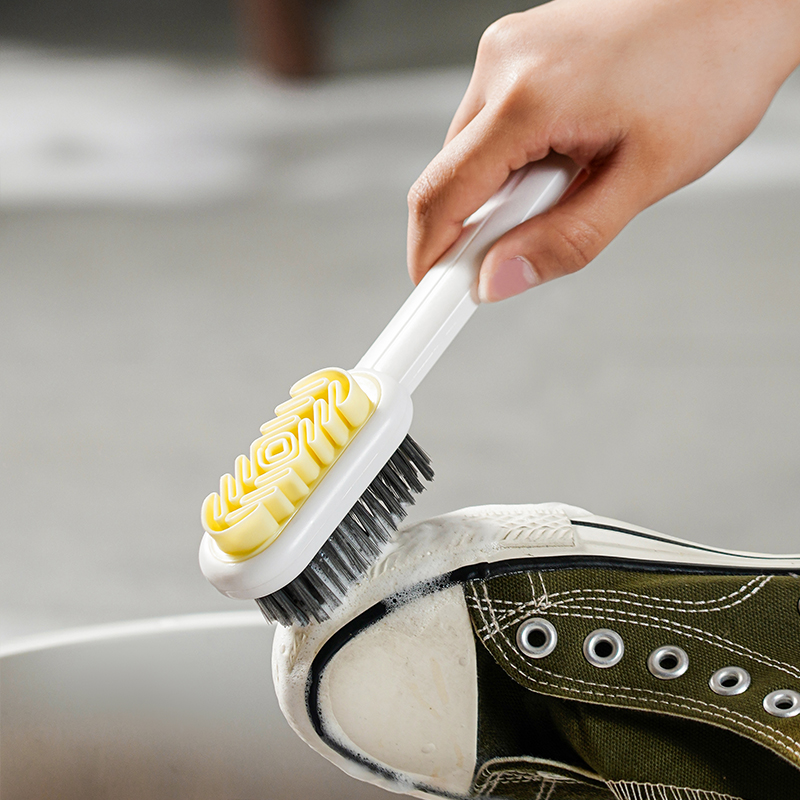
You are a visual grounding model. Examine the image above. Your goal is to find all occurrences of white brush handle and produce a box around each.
[356,154,580,393]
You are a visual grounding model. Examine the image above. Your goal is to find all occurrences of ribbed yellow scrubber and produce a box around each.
[202,368,375,558]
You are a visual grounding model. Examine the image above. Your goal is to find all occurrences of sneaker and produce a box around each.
[272,503,800,800]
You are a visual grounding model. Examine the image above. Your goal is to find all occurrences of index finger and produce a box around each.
[407,108,548,284]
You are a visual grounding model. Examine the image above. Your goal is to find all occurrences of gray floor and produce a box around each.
[2,49,800,642]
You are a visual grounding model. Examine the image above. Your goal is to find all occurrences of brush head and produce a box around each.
[255,435,433,626]
[199,367,431,623]
[201,368,378,559]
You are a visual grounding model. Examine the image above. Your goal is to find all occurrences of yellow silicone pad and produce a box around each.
[202,368,375,559]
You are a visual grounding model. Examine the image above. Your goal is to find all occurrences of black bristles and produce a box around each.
[402,436,435,482]
[255,434,433,627]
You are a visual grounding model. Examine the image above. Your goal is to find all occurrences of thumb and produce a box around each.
[477,163,642,303]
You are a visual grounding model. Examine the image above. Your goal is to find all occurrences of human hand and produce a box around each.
[407,0,800,302]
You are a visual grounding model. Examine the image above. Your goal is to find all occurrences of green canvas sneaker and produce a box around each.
[272,503,800,800]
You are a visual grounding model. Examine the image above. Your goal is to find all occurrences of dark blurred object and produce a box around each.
[236,0,320,77]
[0,0,543,73]
[0,0,237,60]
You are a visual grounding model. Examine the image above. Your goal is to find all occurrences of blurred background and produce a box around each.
[2,0,799,642]
[2,2,800,797]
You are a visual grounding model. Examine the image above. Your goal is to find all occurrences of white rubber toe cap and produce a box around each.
[318,583,477,794]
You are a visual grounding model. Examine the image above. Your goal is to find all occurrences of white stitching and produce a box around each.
[467,583,800,761]
[481,580,502,638]
[477,576,770,626]
[467,595,800,683]
[607,781,743,800]
[539,572,550,605]
[467,572,800,682]
[474,768,586,797]
[555,608,800,679]
[475,575,765,609]
[473,757,607,796]
[546,576,765,606]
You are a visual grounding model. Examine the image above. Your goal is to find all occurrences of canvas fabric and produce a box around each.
[464,565,800,800]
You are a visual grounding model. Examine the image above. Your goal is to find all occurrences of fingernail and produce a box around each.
[478,257,539,303]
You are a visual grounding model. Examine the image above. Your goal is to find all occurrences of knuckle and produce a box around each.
[477,19,504,54]
[494,74,535,117]
[407,173,437,222]
[547,216,603,275]
[478,13,522,56]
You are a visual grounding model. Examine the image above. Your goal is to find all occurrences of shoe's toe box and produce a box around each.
[274,583,478,797]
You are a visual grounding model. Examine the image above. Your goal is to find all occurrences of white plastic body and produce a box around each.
[356,153,580,392]
[200,371,413,599]
[201,155,578,599]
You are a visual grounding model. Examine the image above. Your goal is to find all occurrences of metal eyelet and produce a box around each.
[647,645,689,680]
[709,666,751,696]
[763,690,800,718]
[516,618,558,659]
[583,628,624,668]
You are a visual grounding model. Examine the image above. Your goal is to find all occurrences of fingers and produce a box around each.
[407,109,548,285]
[477,158,643,302]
